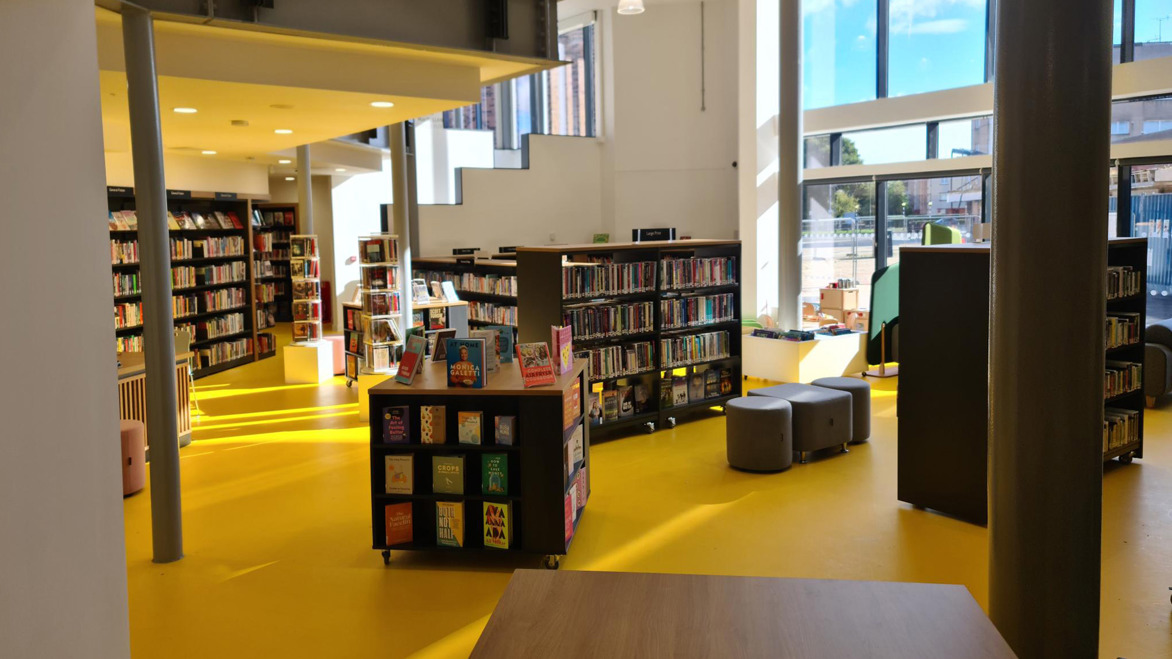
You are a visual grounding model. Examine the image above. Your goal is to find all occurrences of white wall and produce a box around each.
[105,151,269,196]
[0,1,130,657]
[330,163,395,328]
[272,174,341,327]
[413,117,495,205]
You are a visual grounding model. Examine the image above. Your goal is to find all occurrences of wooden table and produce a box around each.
[471,570,1016,658]
[116,350,194,451]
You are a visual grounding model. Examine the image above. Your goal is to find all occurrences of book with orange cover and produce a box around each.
[385,502,413,546]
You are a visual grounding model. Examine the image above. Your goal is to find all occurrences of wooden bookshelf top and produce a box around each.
[903,236,1145,255]
[414,299,470,310]
[517,239,740,253]
[116,350,194,380]
[414,256,518,268]
[370,358,585,397]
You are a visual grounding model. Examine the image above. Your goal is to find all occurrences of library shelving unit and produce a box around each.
[1104,237,1146,464]
[368,358,588,568]
[251,203,297,333]
[342,300,363,384]
[413,256,519,331]
[290,235,323,343]
[354,233,403,374]
[107,186,268,379]
[517,240,742,437]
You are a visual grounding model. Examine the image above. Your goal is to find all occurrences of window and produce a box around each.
[840,124,927,165]
[805,135,832,169]
[1115,0,1125,64]
[1127,163,1172,321]
[803,0,878,110]
[1134,0,1172,61]
[1145,119,1172,134]
[547,24,596,137]
[938,116,993,157]
[1112,95,1172,142]
[888,0,987,97]
[1112,120,1133,135]
[886,175,984,265]
[801,182,877,316]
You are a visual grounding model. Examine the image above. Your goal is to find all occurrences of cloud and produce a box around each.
[901,18,970,35]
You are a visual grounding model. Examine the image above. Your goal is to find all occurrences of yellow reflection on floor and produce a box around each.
[125,328,1172,659]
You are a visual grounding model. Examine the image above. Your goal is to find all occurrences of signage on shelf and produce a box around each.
[166,189,192,200]
[107,186,134,198]
[214,192,238,201]
[498,246,518,254]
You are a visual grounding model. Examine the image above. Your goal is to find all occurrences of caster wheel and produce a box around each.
[347,380,353,389]
[381,550,391,565]
[543,555,561,570]
[667,417,677,428]
[644,422,656,434]
[1119,452,1134,465]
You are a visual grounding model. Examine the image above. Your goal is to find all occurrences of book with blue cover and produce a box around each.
[446,338,487,388]
[485,325,515,364]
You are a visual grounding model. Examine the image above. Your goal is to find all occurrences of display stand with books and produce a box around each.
[352,233,403,375]
[517,240,742,437]
[107,186,272,379]
[368,358,588,568]
[290,234,323,343]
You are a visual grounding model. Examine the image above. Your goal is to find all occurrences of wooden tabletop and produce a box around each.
[516,239,740,253]
[413,299,469,310]
[470,570,1016,659]
[116,350,193,379]
[369,359,584,397]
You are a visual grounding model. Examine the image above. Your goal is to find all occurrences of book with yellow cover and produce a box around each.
[436,501,464,548]
[482,501,512,549]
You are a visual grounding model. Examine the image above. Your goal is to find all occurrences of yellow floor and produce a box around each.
[124,329,1172,659]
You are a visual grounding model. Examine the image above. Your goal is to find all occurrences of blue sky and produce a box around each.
[1134,1,1172,44]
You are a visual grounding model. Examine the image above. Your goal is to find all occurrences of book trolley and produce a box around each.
[290,235,322,343]
[517,240,742,436]
[368,359,589,568]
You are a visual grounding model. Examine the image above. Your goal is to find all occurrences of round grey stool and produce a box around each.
[726,396,793,472]
[811,376,871,443]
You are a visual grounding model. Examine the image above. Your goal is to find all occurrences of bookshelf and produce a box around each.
[368,359,588,568]
[413,257,519,331]
[352,233,402,374]
[107,186,270,379]
[1104,237,1145,464]
[517,240,742,437]
[251,203,297,342]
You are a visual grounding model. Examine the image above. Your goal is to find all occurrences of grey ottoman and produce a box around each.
[726,396,793,472]
[811,376,871,443]
[750,383,851,463]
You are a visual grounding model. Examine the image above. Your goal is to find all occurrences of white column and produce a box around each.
[297,143,314,233]
[777,0,802,328]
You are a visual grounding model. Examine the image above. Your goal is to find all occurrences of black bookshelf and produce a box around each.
[252,203,297,327]
[413,257,519,330]
[517,240,742,437]
[1104,238,1146,464]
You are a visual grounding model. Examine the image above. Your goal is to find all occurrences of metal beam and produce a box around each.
[877,0,889,98]
[122,4,183,564]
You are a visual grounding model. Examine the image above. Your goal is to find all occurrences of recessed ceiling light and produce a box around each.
[335,168,346,172]
[278,159,292,164]
[285,176,295,181]
[201,150,216,155]
[370,101,395,108]
[274,129,293,134]
[173,107,197,114]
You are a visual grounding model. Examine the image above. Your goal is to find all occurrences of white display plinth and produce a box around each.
[743,332,868,383]
[357,372,394,421]
[283,342,334,384]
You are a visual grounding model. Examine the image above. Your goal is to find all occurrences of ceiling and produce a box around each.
[95,7,556,167]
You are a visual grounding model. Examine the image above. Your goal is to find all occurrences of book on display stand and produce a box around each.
[290,234,322,344]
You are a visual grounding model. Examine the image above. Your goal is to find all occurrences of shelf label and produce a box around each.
[214,192,238,201]
[107,186,134,198]
[167,189,192,200]
[497,246,518,254]
[452,247,479,255]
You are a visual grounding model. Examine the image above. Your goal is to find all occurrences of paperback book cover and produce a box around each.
[482,453,508,495]
[563,380,581,429]
[441,281,460,302]
[564,492,575,544]
[516,342,556,387]
[428,328,457,362]
[719,368,733,395]
[634,384,650,414]
[673,376,689,406]
[395,334,427,385]
[574,466,587,510]
[382,405,410,443]
[458,411,483,445]
[571,425,584,465]
[482,501,512,549]
[420,405,446,444]
[436,501,464,548]
[705,370,720,398]
[494,415,516,446]
[470,330,500,373]
[432,455,464,494]
[688,373,705,401]
[486,325,514,363]
[446,338,487,388]
[602,390,619,421]
[660,373,674,408]
[551,325,573,375]
[385,503,413,546]
[588,391,603,425]
[618,385,634,418]
[384,454,413,494]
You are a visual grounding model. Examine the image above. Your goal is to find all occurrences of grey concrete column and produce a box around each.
[121,6,183,564]
[297,143,314,234]
[389,123,413,339]
[777,0,803,328]
[988,0,1112,656]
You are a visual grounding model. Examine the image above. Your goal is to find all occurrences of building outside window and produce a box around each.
[802,182,877,308]
[886,175,983,266]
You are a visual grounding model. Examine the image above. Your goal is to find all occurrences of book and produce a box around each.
[436,501,464,548]
[719,368,733,395]
[618,385,634,418]
[602,389,618,421]
[482,453,508,495]
[570,425,584,464]
[471,329,501,373]
[178,212,197,230]
[441,280,460,302]
[432,455,464,494]
[446,338,487,388]
[673,376,689,405]
[420,405,446,444]
[516,342,556,387]
[382,405,410,443]
[227,212,243,229]
[551,325,573,375]
[384,455,413,494]
[482,501,512,549]
[394,334,427,385]
[411,279,430,304]
[688,373,704,401]
[494,415,516,446]
[634,384,650,414]
[429,280,444,299]
[705,369,720,398]
[588,390,603,425]
[385,503,413,546]
[563,379,581,429]
[485,325,514,364]
[565,492,574,544]
[660,373,674,408]
[166,212,180,230]
[574,466,587,510]
[428,328,457,362]
[458,411,483,445]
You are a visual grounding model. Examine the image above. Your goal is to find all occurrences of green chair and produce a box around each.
[866,262,899,377]
[921,222,963,245]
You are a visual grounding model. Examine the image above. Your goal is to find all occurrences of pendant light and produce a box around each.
[617,0,645,15]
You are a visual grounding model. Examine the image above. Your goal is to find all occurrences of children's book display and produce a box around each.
[355,233,402,374]
[290,234,322,343]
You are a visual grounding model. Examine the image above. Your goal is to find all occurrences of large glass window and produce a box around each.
[840,125,927,165]
[938,116,993,157]
[805,135,832,169]
[888,0,987,97]
[803,0,878,110]
[1127,163,1172,321]
[1134,0,1172,61]
[801,182,877,321]
[1115,0,1125,64]
[886,175,983,265]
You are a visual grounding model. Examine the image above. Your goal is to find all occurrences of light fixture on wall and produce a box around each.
[617,0,645,15]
